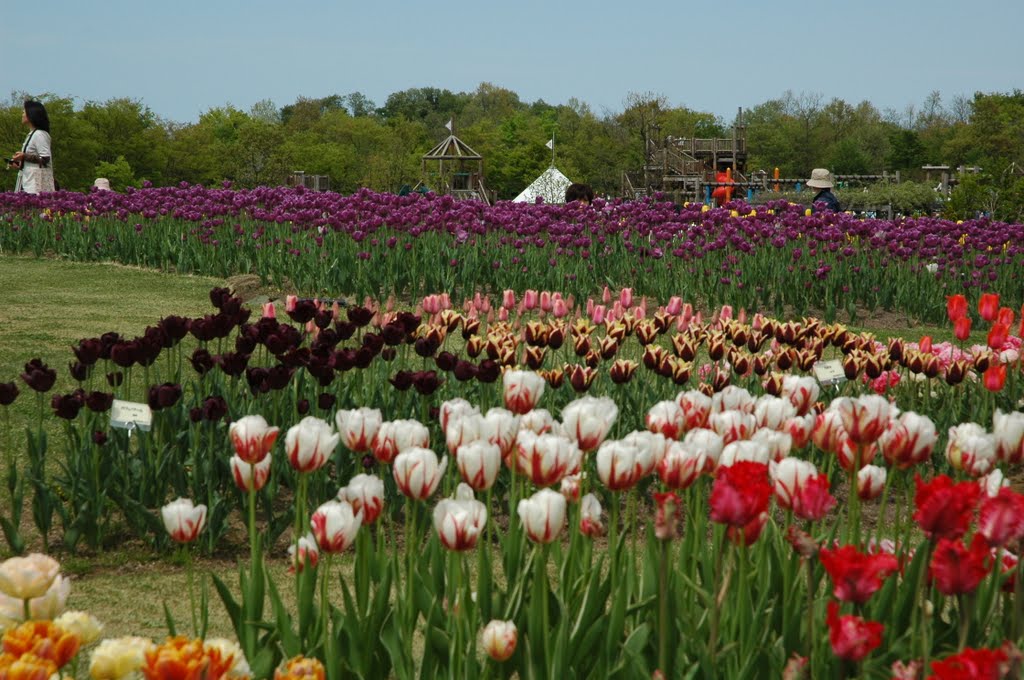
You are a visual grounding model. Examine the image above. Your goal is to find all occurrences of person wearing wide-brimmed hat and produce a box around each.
[806,168,841,212]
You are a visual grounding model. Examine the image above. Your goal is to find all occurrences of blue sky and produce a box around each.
[4,0,1022,124]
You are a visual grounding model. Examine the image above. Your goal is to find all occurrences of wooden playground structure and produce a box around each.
[622,109,900,204]
[420,122,494,204]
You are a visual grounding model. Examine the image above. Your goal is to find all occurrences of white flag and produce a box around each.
[445,119,453,132]
[545,138,554,150]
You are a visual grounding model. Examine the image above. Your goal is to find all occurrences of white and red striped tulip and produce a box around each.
[393,447,447,500]
[433,484,488,552]
[335,407,382,453]
[161,498,207,543]
[310,500,363,553]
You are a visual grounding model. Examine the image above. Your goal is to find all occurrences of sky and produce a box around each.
[3,0,1022,125]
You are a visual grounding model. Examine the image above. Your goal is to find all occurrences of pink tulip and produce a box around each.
[539,291,553,312]
[552,298,569,318]
[523,290,539,310]
[285,295,298,313]
[665,296,683,315]
[502,290,516,309]
[262,302,276,319]
[591,304,606,325]
[619,287,633,309]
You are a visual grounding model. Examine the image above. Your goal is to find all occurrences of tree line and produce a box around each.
[2,84,1023,219]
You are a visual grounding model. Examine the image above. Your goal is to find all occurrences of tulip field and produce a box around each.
[1,188,1024,679]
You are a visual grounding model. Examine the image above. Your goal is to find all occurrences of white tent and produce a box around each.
[512,167,573,204]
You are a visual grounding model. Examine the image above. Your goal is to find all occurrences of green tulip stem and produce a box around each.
[185,544,198,638]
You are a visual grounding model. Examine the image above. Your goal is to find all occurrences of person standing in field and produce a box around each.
[7,100,55,194]
[806,168,841,212]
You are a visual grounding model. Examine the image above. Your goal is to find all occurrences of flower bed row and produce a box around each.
[2,187,1023,321]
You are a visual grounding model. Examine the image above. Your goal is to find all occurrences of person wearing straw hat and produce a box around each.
[806,168,841,212]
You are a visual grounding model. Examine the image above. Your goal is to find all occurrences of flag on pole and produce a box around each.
[545,138,554,150]
[445,119,453,132]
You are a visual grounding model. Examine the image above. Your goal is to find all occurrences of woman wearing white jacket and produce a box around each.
[7,100,55,193]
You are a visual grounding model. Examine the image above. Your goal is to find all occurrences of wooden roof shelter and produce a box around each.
[421,123,492,204]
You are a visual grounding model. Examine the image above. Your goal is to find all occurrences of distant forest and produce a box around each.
[2,84,1023,217]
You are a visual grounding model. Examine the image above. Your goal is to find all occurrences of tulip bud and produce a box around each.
[856,465,886,500]
[480,620,517,662]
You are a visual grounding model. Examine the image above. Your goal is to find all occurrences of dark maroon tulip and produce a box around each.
[414,336,439,358]
[389,370,414,391]
[353,347,375,369]
[147,383,182,410]
[246,367,270,394]
[361,454,376,470]
[98,332,121,360]
[209,287,232,309]
[143,325,170,350]
[189,407,203,423]
[190,348,215,375]
[453,360,478,381]
[266,365,294,391]
[201,396,228,421]
[335,321,356,340]
[396,312,421,335]
[265,333,290,356]
[476,359,501,384]
[311,328,340,350]
[333,350,355,371]
[317,393,336,410]
[0,382,18,406]
[412,371,444,396]
[210,313,238,339]
[21,359,57,393]
[135,335,163,367]
[158,315,190,344]
[362,333,384,354]
[72,338,102,366]
[435,351,457,372]
[235,334,258,355]
[51,392,83,420]
[85,391,114,413]
[110,341,138,368]
[314,310,333,330]
[287,299,317,324]
[253,318,280,343]
[189,317,217,342]
[106,371,124,387]
[348,306,374,327]
[380,347,397,361]
[221,298,245,322]
[279,348,310,369]
[69,361,89,382]
[381,323,405,346]
[297,399,311,415]
[92,431,108,446]
[216,352,250,377]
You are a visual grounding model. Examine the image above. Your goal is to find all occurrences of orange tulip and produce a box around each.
[2,621,79,669]
[0,653,56,680]
[141,637,234,680]
[978,293,1000,322]
[274,656,325,680]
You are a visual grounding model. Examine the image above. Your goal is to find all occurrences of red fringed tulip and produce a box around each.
[710,461,770,529]
[819,545,899,604]
[913,474,980,541]
[929,534,991,595]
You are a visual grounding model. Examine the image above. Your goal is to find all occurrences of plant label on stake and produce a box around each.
[812,359,847,389]
[110,399,153,435]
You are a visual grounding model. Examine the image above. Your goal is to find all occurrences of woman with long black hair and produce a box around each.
[7,99,55,193]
